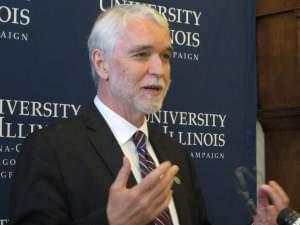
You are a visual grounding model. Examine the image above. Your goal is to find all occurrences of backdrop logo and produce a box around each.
[0,219,9,225]
[147,110,227,160]
[98,0,202,62]
[0,4,31,42]
[0,98,81,180]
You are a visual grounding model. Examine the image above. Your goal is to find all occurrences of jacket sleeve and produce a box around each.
[9,131,72,225]
[9,131,109,225]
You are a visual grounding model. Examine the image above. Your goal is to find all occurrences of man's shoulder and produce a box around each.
[25,105,100,143]
[33,111,83,136]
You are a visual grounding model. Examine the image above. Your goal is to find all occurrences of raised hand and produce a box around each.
[106,157,179,225]
[253,181,290,225]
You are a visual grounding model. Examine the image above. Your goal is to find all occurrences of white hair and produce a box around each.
[87,4,170,86]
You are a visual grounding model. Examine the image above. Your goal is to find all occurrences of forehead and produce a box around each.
[113,15,171,51]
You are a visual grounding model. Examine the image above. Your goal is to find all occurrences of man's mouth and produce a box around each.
[143,85,162,91]
[142,85,164,95]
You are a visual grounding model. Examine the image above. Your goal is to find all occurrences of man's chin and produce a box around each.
[138,102,163,114]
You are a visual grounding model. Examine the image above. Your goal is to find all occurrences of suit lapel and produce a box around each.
[81,105,136,188]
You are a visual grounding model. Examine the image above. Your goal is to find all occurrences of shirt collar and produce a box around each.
[93,96,149,145]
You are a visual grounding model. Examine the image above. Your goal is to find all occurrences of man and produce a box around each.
[9,4,288,225]
[10,5,209,225]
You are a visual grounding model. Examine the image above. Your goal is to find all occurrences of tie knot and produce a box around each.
[133,130,146,149]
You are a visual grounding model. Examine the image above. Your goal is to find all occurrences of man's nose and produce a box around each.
[148,54,164,76]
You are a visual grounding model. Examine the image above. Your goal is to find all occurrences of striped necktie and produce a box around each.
[133,130,174,225]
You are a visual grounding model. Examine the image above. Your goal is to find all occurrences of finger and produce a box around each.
[124,164,177,225]
[136,161,172,193]
[269,181,289,206]
[111,157,131,190]
[268,180,289,210]
[164,165,179,188]
[154,165,179,197]
[146,187,172,214]
[151,190,173,219]
[136,166,178,214]
[254,205,277,224]
[126,163,176,214]
[126,191,173,225]
[137,190,173,223]
[257,185,270,208]
[139,164,178,197]
[259,183,286,212]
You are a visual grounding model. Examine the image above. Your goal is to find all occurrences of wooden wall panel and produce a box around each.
[265,130,300,211]
[257,0,300,16]
[257,11,300,110]
[256,0,300,211]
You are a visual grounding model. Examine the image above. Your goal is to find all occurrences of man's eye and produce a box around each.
[162,52,171,61]
[134,52,150,58]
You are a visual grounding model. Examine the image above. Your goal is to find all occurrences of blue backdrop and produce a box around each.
[0,0,256,225]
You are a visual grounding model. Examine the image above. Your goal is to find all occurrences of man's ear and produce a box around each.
[91,49,110,80]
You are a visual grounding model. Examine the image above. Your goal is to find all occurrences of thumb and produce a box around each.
[111,157,131,190]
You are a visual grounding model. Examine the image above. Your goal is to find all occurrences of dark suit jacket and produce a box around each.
[9,105,211,225]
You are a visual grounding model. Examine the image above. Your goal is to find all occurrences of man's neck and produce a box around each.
[96,94,145,127]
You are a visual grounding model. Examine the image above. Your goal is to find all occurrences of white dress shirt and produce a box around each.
[94,96,180,225]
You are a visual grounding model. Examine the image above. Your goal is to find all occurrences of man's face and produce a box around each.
[102,16,172,117]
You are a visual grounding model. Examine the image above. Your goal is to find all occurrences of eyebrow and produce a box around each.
[128,45,173,54]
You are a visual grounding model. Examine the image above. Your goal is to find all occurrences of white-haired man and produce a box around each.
[10,4,288,225]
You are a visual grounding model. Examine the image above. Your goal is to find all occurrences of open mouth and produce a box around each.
[142,85,163,95]
[143,85,162,91]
